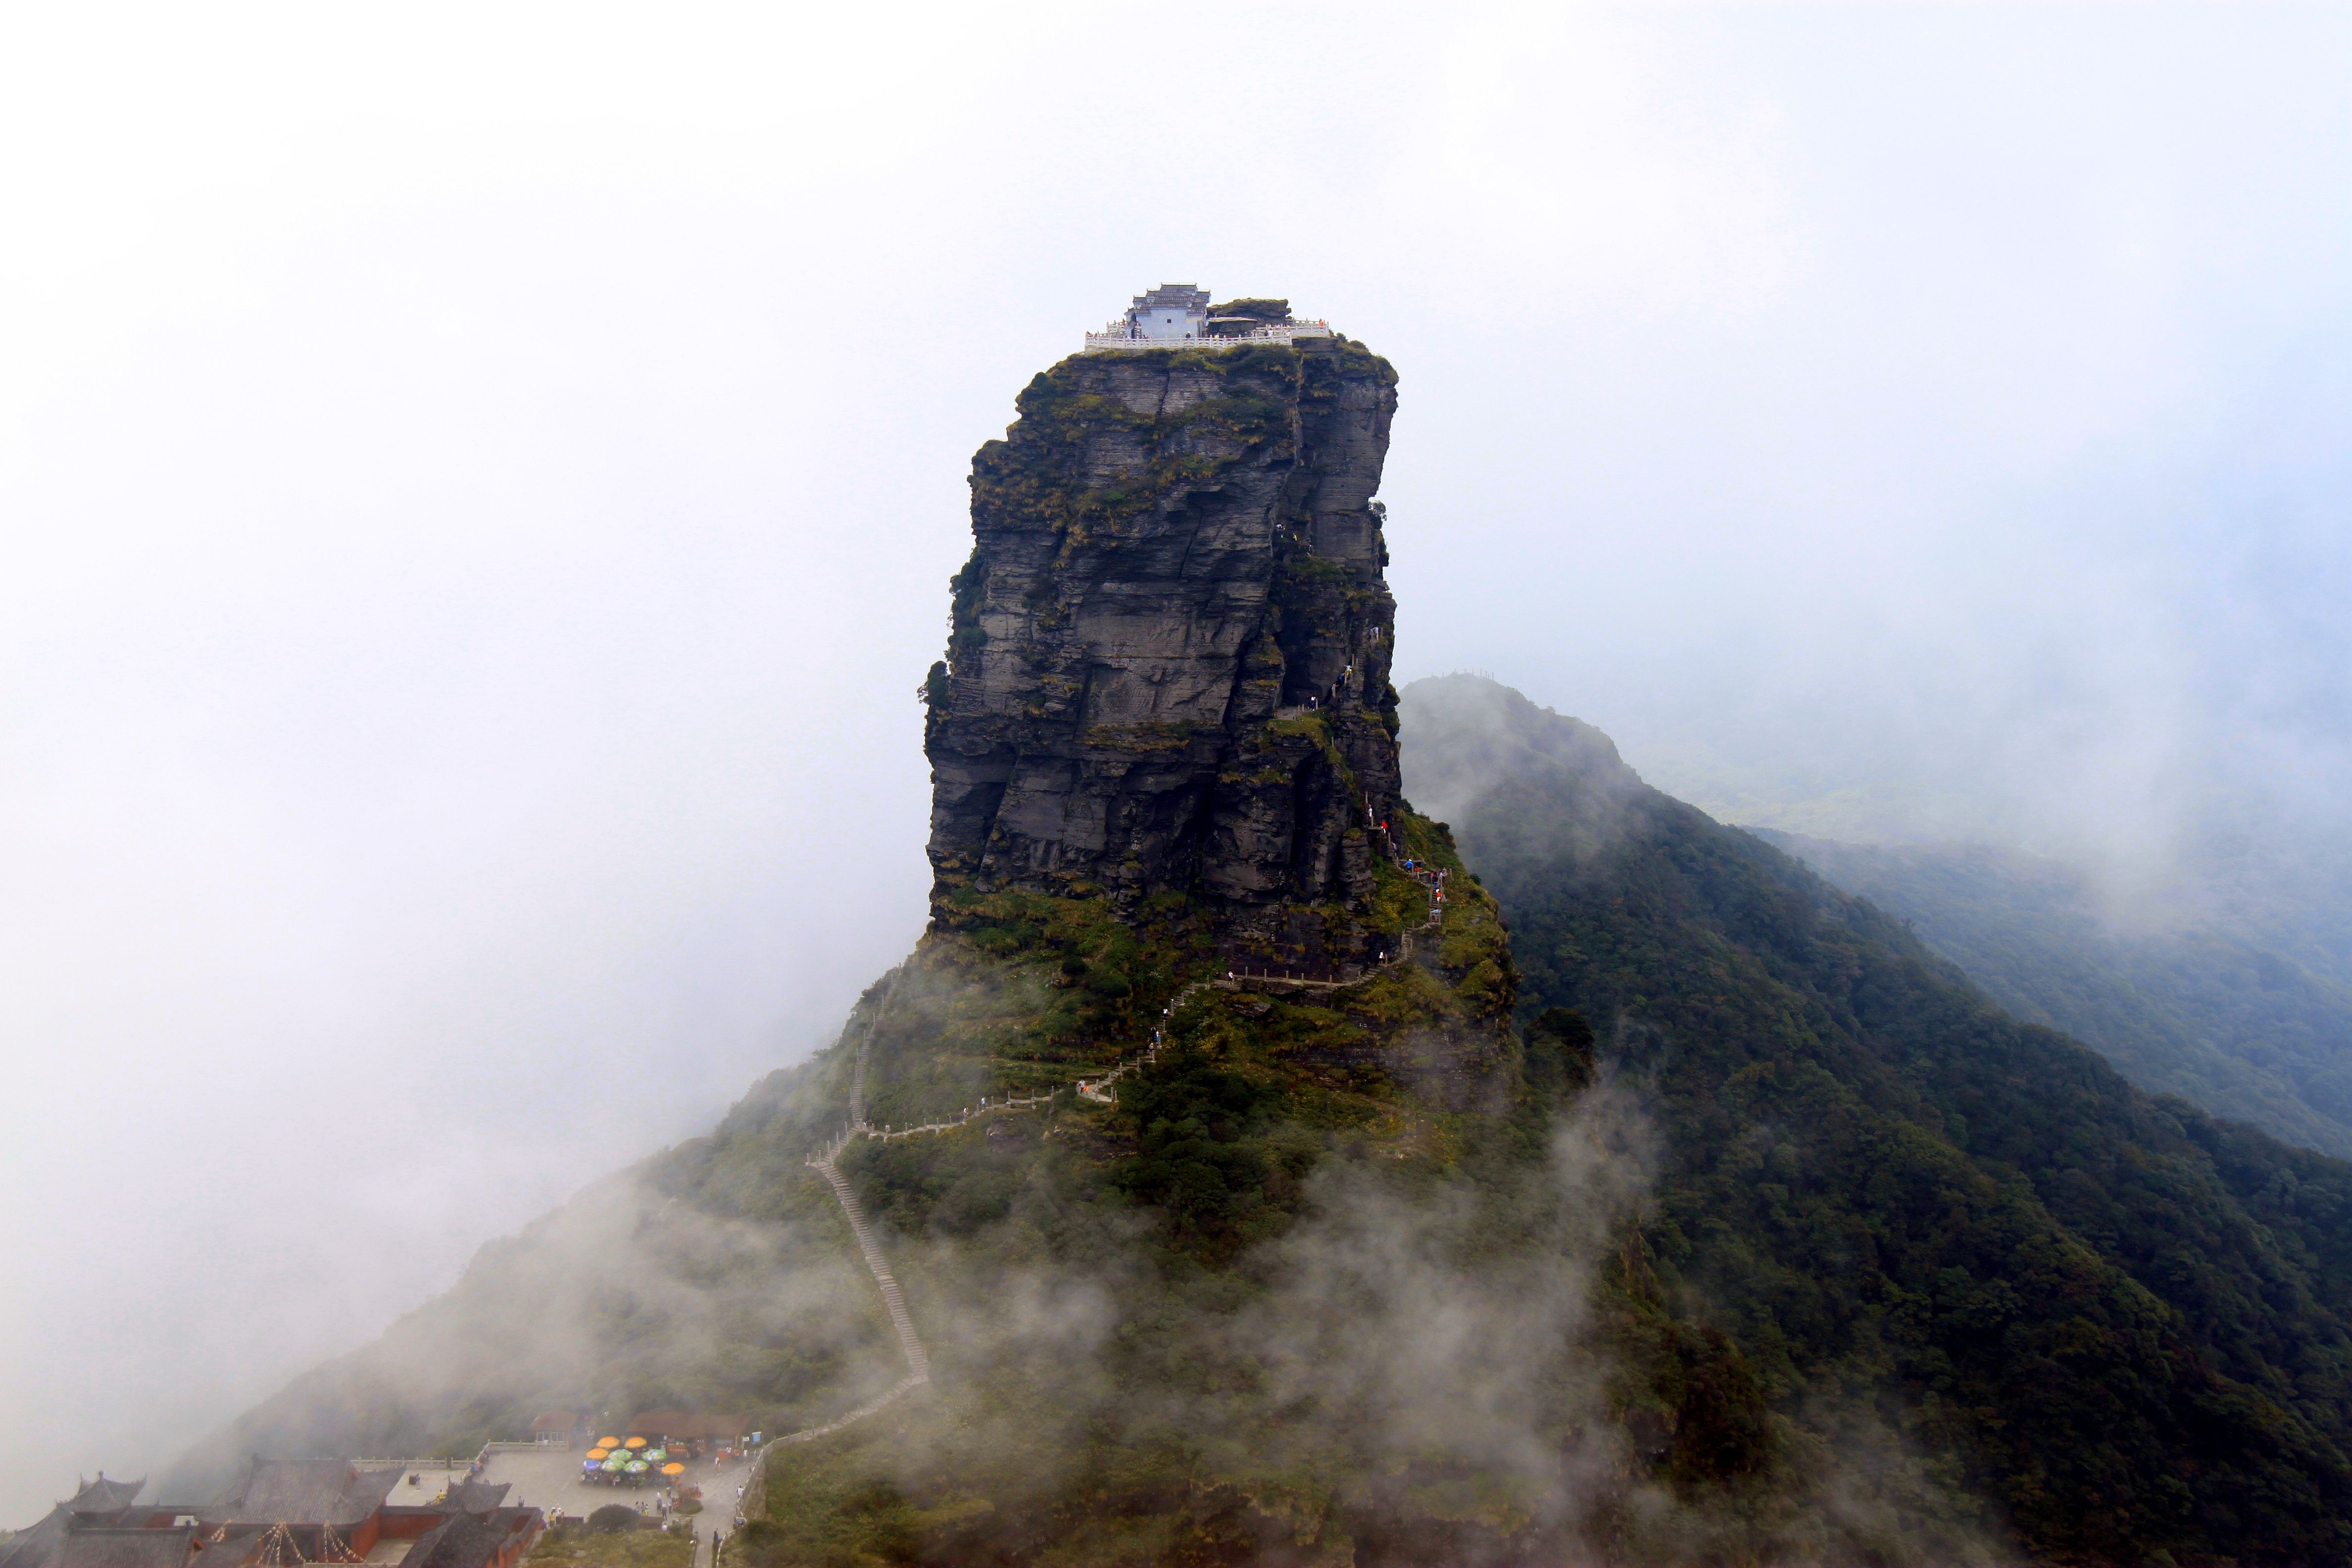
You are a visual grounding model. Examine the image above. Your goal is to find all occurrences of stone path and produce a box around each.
[812,1157,929,1381]
[729,827,1449,1544]
[731,974,925,1533]
[1225,809,1446,995]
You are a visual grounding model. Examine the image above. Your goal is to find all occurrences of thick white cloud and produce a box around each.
[3,0,2348,1524]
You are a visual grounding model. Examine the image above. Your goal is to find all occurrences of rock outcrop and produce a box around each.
[923,338,1404,955]
[191,330,1580,1568]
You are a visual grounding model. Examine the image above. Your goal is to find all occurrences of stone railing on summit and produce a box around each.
[1082,320,1335,353]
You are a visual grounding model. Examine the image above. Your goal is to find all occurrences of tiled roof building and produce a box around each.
[54,1530,196,1568]
[201,1462,401,1531]
[4,1461,542,1568]
[0,1479,152,1568]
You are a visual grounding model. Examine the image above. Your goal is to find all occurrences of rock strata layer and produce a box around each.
[923,339,1404,945]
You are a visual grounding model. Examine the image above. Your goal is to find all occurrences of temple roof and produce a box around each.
[1128,284,1209,313]
[72,1482,146,1518]
[205,1462,400,1528]
[439,1483,508,1518]
[397,1512,510,1568]
[189,1529,265,1568]
[56,1530,195,1568]
[0,1479,149,1568]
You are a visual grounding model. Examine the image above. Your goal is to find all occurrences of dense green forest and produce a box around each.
[1751,830,2352,1160]
[1402,673,2352,1567]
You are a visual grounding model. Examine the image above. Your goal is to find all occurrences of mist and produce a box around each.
[5,0,2350,1525]
[827,1073,1998,1563]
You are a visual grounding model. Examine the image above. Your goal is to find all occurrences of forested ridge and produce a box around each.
[1404,673,2352,1567]
[1750,830,2352,1162]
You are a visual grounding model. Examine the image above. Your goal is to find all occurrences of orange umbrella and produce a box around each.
[660,1464,685,1476]
[598,1436,622,1448]
[623,1437,647,1449]
[585,1449,610,1461]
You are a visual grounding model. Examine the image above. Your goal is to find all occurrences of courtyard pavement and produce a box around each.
[474,1444,753,1528]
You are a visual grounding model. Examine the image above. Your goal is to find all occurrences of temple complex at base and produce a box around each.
[0,1465,540,1568]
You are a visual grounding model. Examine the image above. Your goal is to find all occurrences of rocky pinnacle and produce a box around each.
[923,337,1404,949]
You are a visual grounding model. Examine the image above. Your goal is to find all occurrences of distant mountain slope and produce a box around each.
[1401,674,2352,1567]
[1750,831,2352,1161]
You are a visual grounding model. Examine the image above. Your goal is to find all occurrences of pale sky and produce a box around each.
[4,0,2349,1523]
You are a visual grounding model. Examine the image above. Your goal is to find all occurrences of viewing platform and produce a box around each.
[1083,319,1336,353]
[1086,319,1336,355]
[1084,283,1336,353]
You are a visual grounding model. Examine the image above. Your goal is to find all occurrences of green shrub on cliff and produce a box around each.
[1112,1047,1285,1256]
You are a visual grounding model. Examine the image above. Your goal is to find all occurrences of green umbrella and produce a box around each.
[602,1457,627,1472]
[626,1461,649,1474]
[643,1449,666,1464]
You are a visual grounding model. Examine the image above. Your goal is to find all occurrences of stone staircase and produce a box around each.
[812,966,931,1387]
[813,1155,931,1380]
[731,970,928,1535]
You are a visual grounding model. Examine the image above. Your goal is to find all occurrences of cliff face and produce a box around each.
[924,340,1403,954]
[209,331,1583,1568]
